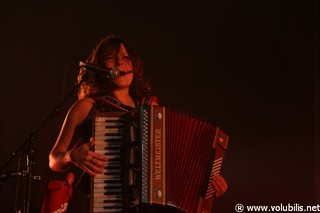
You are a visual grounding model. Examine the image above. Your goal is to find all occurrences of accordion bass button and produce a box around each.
[130,126,137,142]
[129,148,135,164]
[130,146,139,164]
[128,168,136,185]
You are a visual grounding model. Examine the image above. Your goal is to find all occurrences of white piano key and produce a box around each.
[95,150,120,154]
[95,116,123,121]
[93,192,123,198]
[94,188,122,193]
[95,174,121,179]
[95,128,124,134]
[94,183,122,188]
[103,155,120,159]
[95,142,122,147]
[93,178,121,183]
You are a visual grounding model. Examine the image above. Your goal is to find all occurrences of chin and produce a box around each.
[113,80,133,88]
[112,83,131,90]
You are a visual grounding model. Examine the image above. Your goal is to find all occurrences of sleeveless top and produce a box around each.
[67,95,182,213]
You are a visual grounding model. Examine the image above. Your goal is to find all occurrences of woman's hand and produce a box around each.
[212,174,228,197]
[70,137,107,176]
[199,174,228,212]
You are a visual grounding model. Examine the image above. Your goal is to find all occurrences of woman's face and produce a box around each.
[104,43,133,90]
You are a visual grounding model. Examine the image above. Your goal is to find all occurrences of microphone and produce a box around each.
[78,61,119,80]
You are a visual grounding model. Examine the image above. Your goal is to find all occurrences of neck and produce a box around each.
[111,88,133,107]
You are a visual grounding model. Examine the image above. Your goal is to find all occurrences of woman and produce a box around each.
[49,35,227,212]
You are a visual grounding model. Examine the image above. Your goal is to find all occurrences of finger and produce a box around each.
[212,175,222,186]
[83,159,104,175]
[85,150,107,165]
[216,175,228,191]
[90,157,107,168]
[92,152,108,162]
[81,163,96,177]
[213,177,227,194]
[212,175,228,196]
[88,137,95,148]
[86,160,104,174]
[212,177,222,196]
[81,142,94,151]
[213,174,226,185]
[218,175,228,188]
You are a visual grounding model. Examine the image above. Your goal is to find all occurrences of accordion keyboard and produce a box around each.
[92,115,125,213]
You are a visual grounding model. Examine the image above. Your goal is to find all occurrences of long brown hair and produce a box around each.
[77,35,150,100]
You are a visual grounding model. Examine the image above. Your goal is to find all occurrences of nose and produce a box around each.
[115,56,124,66]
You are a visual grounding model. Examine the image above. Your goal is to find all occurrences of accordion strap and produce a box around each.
[141,95,159,106]
[92,95,134,112]
[92,95,159,112]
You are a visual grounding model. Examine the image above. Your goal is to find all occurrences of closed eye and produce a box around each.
[105,55,115,60]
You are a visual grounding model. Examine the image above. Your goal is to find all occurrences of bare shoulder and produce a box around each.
[67,97,96,124]
[72,97,95,109]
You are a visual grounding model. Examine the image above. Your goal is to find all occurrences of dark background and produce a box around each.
[0,1,318,212]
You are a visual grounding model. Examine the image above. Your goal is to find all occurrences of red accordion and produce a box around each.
[91,105,229,213]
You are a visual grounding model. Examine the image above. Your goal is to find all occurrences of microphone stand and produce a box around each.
[0,74,87,213]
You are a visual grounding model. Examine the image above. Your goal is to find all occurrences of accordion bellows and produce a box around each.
[91,106,229,213]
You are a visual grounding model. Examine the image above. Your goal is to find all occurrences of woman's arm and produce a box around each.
[49,97,107,176]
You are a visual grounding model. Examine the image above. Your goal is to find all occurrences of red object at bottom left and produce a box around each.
[41,173,74,213]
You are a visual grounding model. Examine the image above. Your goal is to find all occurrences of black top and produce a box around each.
[67,95,182,212]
